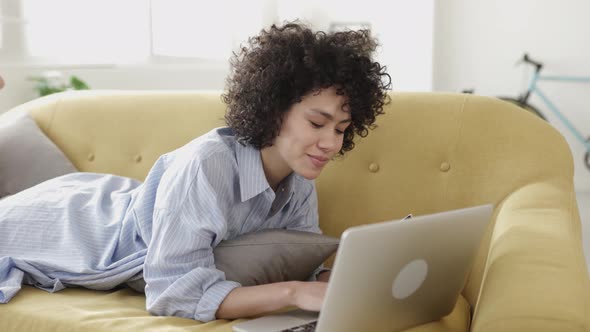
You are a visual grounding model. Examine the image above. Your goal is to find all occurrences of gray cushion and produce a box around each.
[215,229,339,285]
[126,229,339,292]
[0,111,77,198]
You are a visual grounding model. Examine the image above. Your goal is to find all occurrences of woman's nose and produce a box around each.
[317,130,341,152]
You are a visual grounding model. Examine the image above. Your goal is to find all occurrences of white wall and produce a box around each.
[0,1,434,113]
[0,63,229,112]
[433,0,590,192]
[277,0,434,92]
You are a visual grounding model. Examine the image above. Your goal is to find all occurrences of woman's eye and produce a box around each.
[335,129,345,135]
[309,121,323,128]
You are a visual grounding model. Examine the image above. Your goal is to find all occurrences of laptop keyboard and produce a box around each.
[279,320,317,332]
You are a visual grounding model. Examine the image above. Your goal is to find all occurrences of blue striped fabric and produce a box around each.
[0,127,323,322]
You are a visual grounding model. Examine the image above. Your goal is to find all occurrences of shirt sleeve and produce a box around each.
[284,181,332,281]
[143,152,241,322]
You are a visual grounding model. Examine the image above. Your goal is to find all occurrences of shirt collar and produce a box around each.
[279,172,297,197]
[235,141,299,202]
[236,141,271,202]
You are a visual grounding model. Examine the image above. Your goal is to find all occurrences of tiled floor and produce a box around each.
[577,191,590,273]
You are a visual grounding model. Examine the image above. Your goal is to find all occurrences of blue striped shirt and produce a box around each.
[0,127,322,322]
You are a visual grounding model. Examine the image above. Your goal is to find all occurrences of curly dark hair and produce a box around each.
[222,21,391,155]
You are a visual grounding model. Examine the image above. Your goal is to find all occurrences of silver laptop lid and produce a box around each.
[316,204,494,332]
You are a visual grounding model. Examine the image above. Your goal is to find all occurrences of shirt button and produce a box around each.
[87,153,95,161]
[134,155,142,163]
[440,162,451,172]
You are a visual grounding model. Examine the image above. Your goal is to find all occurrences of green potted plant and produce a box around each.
[28,71,90,97]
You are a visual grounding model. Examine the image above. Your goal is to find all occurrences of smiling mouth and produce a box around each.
[308,154,329,168]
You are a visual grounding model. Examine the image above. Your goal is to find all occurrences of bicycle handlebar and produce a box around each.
[522,53,544,72]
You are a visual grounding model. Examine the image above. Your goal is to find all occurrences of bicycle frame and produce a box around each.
[526,71,590,153]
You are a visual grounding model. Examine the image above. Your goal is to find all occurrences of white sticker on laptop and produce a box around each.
[392,259,428,300]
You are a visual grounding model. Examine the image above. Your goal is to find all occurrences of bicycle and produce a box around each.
[466,53,590,170]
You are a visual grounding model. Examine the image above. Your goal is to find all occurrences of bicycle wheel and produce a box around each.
[497,97,547,121]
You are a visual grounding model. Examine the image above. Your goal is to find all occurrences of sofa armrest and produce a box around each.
[472,180,589,331]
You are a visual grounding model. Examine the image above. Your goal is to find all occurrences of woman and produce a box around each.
[0,21,391,322]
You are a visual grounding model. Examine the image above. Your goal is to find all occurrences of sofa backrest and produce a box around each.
[16,89,575,308]
[316,92,573,236]
[22,90,227,181]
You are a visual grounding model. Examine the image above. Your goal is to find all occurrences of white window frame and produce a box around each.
[0,0,277,68]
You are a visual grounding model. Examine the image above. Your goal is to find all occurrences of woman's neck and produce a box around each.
[260,146,292,192]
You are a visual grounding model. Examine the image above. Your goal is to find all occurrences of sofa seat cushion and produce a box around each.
[1,285,471,332]
[2,286,235,331]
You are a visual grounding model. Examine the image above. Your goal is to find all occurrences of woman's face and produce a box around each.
[270,86,352,180]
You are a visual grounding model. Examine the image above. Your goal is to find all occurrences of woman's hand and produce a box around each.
[317,270,331,282]
[216,280,328,320]
[291,281,328,312]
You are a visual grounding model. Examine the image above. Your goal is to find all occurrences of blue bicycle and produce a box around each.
[496,53,590,170]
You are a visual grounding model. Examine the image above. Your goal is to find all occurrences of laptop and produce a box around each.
[232,204,494,332]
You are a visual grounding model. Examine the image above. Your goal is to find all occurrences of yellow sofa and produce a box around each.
[1,90,588,331]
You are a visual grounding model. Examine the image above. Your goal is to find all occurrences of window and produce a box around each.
[22,0,149,64]
[0,0,272,65]
[151,0,267,60]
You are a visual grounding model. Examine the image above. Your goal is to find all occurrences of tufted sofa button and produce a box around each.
[87,153,95,162]
[368,162,380,173]
[134,155,142,163]
[440,162,451,172]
